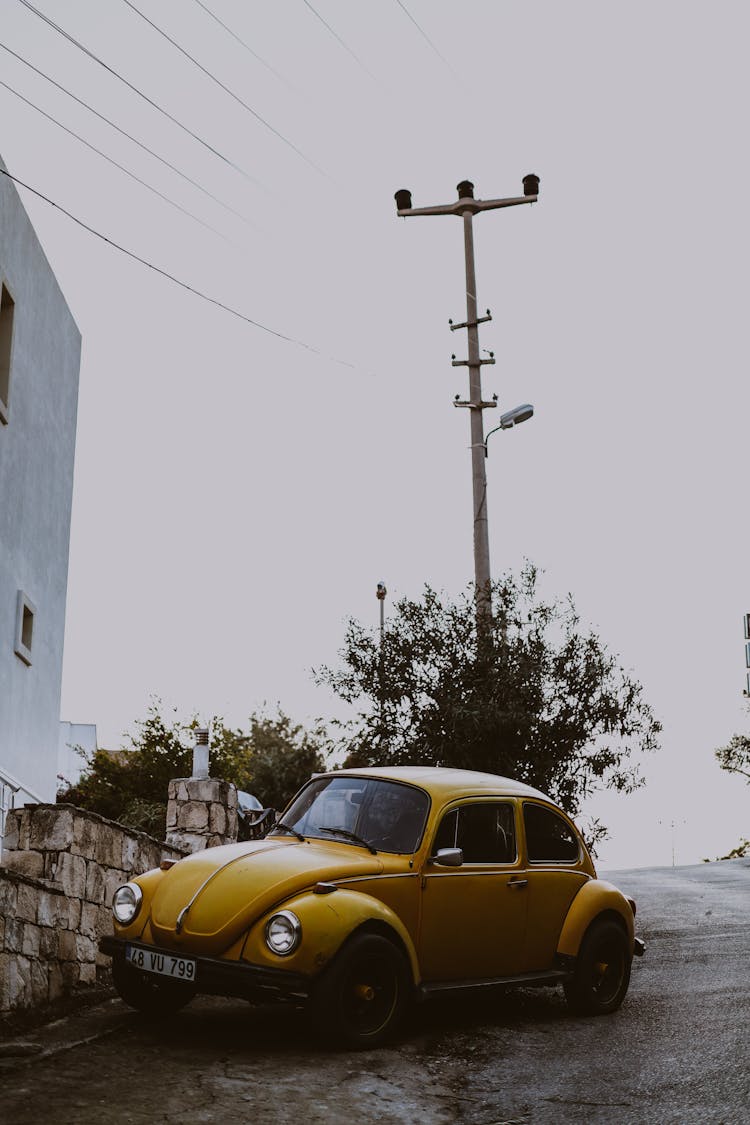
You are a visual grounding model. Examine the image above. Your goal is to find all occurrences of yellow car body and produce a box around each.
[102,767,643,1045]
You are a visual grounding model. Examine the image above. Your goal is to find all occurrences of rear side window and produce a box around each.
[433,803,517,864]
[523,803,580,863]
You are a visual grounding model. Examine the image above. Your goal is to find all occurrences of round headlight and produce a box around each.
[112,882,143,925]
[265,910,301,956]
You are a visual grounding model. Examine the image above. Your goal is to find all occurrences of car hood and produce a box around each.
[148,837,383,955]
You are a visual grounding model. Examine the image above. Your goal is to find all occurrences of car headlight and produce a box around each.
[265,910,301,956]
[112,882,143,925]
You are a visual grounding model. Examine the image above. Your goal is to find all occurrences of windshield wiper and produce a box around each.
[316,826,377,855]
[272,821,305,842]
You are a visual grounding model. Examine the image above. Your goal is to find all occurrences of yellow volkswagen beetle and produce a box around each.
[101,767,644,1046]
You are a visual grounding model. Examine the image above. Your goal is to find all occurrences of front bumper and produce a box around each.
[100,936,311,1003]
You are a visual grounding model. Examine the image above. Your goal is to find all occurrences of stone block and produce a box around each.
[97,904,114,940]
[39,927,58,960]
[16,881,42,923]
[72,813,99,859]
[2,849,45,880]
[2,810,20,852]
[0,875,18,915]
[79,961,97,985]
[36,889,69,929]
[67,898,82,931]
[0,914,4,947]
[121,833,139,872]
[85,860,106,904]
[4,918,24,953]
[58,930,79,961]
[47,962,65,1002]
[60,962,80,989]
[177,801,209,831]
[54,852,87,898]
[76,934,97,963]
[0,952,12,1013]
[80,902,99,939]
[8,955,33,1009]
[29,806,74,851]
[30,960,49,1005]
[95,826,124,869]
[208,803,227,836]
[166,831,207,854]
[21,923,41,958]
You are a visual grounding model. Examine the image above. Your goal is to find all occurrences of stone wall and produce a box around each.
[0,803,184,1015]
[166,777,238,853]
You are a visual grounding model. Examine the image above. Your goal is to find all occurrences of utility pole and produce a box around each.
[394,176,539,636]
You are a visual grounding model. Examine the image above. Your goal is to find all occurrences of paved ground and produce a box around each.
[2,860,749,1124]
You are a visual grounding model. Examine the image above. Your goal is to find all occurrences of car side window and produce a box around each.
[433,804,516,864]
[523,803,580,863]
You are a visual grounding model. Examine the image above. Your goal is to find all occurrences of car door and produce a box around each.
[520,801,590,971]
[418,800,528,981]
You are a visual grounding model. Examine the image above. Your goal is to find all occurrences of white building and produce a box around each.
[58,721,98,790]
[0,155,81,833]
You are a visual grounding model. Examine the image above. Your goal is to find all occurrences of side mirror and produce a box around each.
[430,847,463,867]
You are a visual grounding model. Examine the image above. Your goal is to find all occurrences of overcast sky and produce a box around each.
[1,0,748,867]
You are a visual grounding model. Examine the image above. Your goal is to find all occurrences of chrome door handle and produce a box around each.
[507,878,528,889]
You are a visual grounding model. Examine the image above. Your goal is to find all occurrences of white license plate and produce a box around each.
[126,944,196,982]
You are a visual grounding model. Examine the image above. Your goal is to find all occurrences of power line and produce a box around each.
[0,41,254,229]
[16,0,265,189]
[301,1,378,83]
[191,0,295,93]
[0,165,360,372]
[0,77,234,245]
[122,0,325,177]
[394,1,466,89]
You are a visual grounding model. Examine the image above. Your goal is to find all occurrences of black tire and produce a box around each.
[310,933,410,1048]
[112,956,196,1016]
[564,919,632,1016]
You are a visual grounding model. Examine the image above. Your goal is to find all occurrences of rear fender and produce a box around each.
[556,880,635,958]
[241,887,420,984]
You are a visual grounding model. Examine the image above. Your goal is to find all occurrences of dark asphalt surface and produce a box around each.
[2,860,748,1124]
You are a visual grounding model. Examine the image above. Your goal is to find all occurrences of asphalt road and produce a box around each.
[2,860,748,1124]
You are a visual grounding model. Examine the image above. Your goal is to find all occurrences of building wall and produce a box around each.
[0,156,81,807]
[58,722,98,790]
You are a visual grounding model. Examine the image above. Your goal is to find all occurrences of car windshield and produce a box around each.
[272,776,430,855]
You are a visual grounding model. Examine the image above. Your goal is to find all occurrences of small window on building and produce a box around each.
[0,283,15,425]
[14,590,35,666]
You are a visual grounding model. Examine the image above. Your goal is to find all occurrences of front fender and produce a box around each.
[556,880,636,958]
[241,888,420,984]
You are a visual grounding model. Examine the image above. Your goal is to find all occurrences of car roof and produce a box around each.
[325,765,553,806]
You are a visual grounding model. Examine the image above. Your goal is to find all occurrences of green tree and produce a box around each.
[715,707,750,784]
[58,702,327,836]
[317,564,661,820]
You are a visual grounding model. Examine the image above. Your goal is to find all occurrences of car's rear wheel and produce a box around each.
[112,956,196,1016]
[564,919,632,1015]
[310,932,410,1048]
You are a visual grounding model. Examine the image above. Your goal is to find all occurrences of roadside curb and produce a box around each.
[0,998,132,1069]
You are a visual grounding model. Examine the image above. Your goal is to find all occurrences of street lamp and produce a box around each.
[394,177,539,634]
[484,404,535,455]
[376,581,387,648]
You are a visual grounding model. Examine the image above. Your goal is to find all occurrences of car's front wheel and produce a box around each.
[310,932,410,1048]
[564,918,632,1015]
[112,957,196,1016]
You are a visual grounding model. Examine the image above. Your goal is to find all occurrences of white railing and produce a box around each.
[0,764,44,848]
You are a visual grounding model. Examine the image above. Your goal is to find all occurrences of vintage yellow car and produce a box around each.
[101,767,644,1046]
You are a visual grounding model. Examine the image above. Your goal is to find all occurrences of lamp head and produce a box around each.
[522,173,540,197]
[394,188,412,211]
[500,403,534,429]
